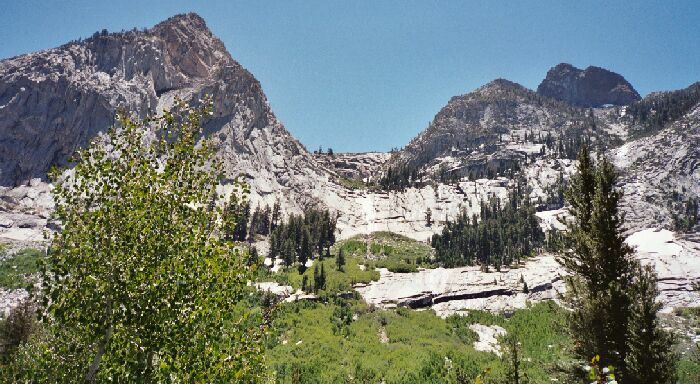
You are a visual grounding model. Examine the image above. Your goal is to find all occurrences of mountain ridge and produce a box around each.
[0,13,337,218]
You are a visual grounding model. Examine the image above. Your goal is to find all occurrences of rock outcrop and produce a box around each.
[537,63,641,107]
[314,152,389,182]
[355,255,566,317]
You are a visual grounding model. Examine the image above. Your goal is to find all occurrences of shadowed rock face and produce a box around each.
[537,63,641,107]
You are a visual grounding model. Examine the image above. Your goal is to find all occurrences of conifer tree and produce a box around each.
[298,228,312,273]
[625,264,677,384]
[560,148,676,383]
[318,263,327,291]
[336,248,346,272]
[313,265,320,293]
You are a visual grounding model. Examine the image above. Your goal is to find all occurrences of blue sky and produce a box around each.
[1,1,699,152]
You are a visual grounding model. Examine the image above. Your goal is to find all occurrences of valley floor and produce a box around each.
[253,232,700,383]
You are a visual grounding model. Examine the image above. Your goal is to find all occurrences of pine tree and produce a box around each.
[282,239,296,266]
[247,246,259,267]
[301,275,309,293]
[313,265,320,293]
[561,154,633,372]
[561,148,676,383]
[625,264,677,384]
[336,248,346,272]
[298,228,312,273]
[559,145,596,280]
[502,334,528,384]
[271,201,281,231]
[319,263,327,291]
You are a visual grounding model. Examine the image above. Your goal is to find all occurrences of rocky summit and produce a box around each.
[537,62,641,107]
[0,13,328,217]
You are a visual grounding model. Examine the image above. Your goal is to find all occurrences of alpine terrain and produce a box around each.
[0,12,698,383]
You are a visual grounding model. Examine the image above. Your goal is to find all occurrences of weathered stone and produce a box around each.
[537,63,641,107]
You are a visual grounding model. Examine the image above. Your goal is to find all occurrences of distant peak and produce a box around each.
[550,62,578,74]
[537,62,640,107]
[152,12,211,34]
[470,78,530,97]
[481,78,525,90]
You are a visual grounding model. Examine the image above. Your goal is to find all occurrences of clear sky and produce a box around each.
[1,1,699,152]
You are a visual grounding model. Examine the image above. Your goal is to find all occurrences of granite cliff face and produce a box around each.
[0,13,329,215]
[537,63,641,107]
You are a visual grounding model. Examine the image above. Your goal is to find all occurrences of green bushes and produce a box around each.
[335,232,434,272]
[0,300,36,363]
[266,300,573,383]
[0,248,44,289]
[265,257,379,294]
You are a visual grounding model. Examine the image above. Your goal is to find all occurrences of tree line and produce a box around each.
[431,181,544,270]
[223,198,282,242]
[627,82,700,135]
[268,208,337,272]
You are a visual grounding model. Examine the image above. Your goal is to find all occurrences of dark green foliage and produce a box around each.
[431,182,544,268]
[269,208,337,267]
[297,228,312,273]
[312,263,326,292]
[379,163,422,191]
[625,264,678,384]
[560,146,677,383]
[0,300,35,363]
[560,147,633,374]
[249,204,273,240]
[335,248,346,271]
[223,197,280,242]
[672,196,699,232]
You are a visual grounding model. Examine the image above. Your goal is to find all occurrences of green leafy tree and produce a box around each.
[6,98,268,382]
